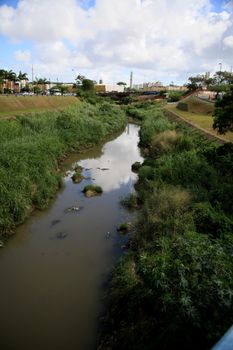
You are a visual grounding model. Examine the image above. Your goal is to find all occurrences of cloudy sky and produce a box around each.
[0,0,232,85]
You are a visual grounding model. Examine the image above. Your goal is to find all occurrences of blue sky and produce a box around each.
[0,0,232,85]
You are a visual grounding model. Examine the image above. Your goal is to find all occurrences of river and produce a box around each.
[0,123,143,350]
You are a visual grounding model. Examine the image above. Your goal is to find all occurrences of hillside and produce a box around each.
[0,95,79,117]
[164,97,233,142]
[179,96,215,114]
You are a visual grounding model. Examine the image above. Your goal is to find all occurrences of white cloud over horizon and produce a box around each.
[0,0,233,84]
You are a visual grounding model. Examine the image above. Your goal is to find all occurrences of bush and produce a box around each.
[168,90,184,102]
[177,102,188,111]
[192,202,233,237]
[83,184,103,194]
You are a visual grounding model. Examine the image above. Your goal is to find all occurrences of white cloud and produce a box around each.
[223,35,233,48]
[14,49,31,62]
[0,0,233,84]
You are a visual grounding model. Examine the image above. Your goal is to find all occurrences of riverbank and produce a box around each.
[0,100,126,240]
[98,101,233,350]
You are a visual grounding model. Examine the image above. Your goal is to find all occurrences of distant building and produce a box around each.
[95,84,124,93]
[166,85,188,91]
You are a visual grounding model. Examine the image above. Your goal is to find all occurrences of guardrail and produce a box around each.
[212,326,233,350]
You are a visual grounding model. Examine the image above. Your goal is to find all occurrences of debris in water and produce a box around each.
[97,167,110,171]
[64,206,83,213]
[50,219,61,227]
[105,231,111,239]
[56,232,68,240]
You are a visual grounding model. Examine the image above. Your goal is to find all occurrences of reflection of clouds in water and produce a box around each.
[79,124,143,192]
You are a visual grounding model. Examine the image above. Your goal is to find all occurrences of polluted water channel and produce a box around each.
[0,123,143,350]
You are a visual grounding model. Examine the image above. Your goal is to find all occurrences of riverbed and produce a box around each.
[0,123,143,350]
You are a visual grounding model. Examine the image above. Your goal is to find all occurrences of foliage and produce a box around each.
[213,86,233,133]
[120,193,138,209]
[167,90,184,102]
[82,184,103,194]
[131,161,141,172]
[177,101,188,111]
[75,74,95,92]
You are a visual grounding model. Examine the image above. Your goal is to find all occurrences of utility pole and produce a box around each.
[31,64,34,92]
[32,64,34,83]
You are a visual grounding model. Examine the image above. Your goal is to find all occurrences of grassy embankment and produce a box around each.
[99,101,233,350]
[0,101,126,240]
[0,95,79,118]
[164,96,233,142]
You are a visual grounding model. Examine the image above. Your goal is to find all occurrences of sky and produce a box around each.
[0,0,232,85]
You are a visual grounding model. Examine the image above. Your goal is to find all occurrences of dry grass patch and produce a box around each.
[150,130,178,156]
[0,95,79,118]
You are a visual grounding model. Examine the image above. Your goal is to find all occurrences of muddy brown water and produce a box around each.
[0,124,143,350]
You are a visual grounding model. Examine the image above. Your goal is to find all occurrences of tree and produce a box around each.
[186,76,203,91]
[75,74,95,92]
[213,86,233,134]
[60,85,69,95]
[75,74,85,86]
[117,81,127,86]
[82,78,94,91]
[18,71,28,81]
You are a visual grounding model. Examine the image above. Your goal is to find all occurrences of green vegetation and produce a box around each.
[99,104,233,350]
[72,171,84,184]
[117,223,132,233]
[167,90,184,102]
[0,101,126,237]
[120,193,139,209]
[82,185,103,197]
[0,95,79,118]
[177,101,188,111]
[214,86,233,133]
[131,161,141,172]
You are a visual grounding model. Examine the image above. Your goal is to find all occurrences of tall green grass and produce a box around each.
[0,101,126,236]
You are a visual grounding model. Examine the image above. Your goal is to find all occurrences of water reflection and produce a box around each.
[73,124,143,192]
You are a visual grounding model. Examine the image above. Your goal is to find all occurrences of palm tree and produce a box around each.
[5,70,17,92]
[0,69,7,93]
[18,71,28,81]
